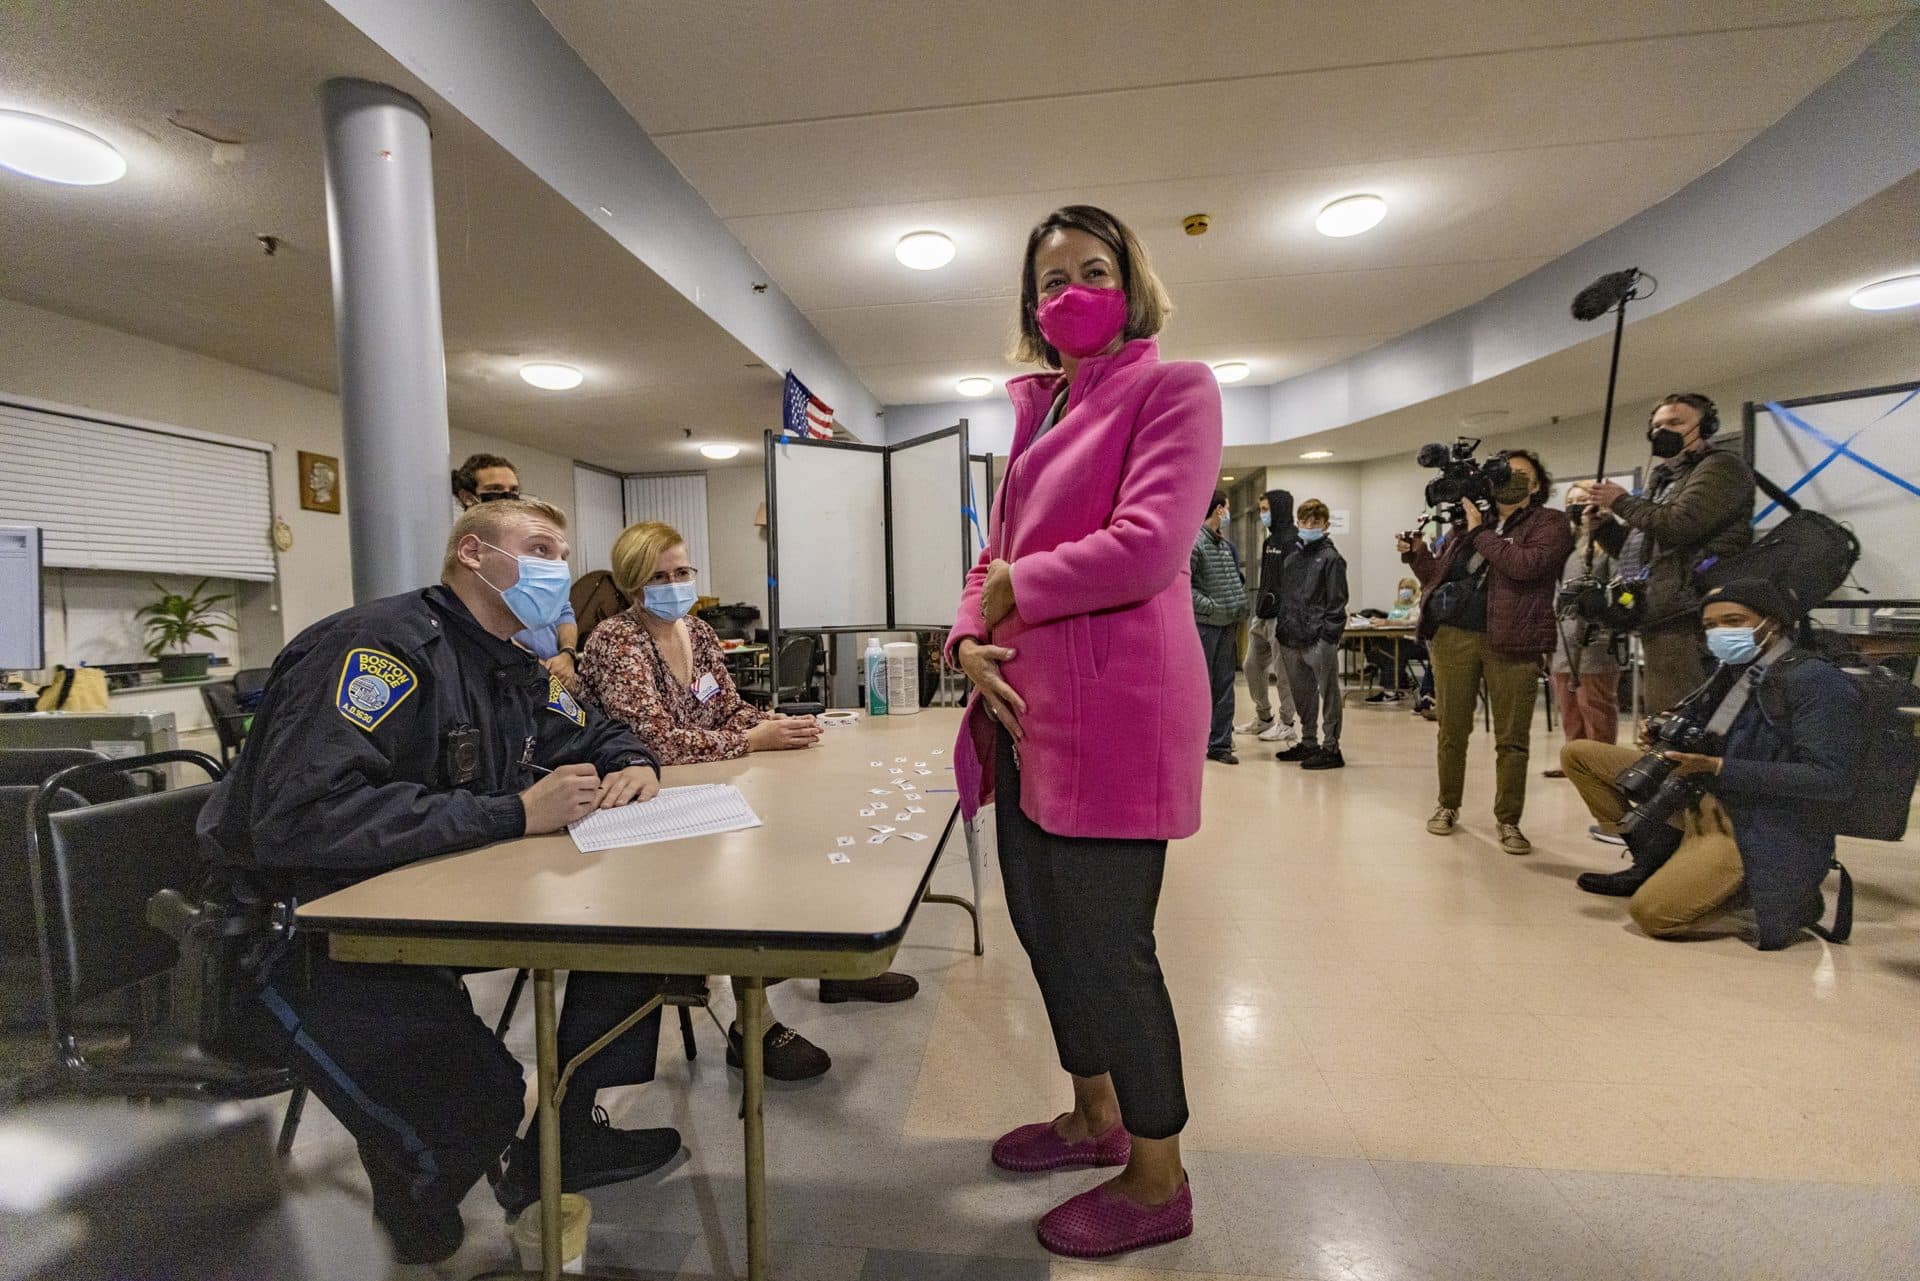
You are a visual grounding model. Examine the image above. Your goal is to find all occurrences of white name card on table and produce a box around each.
[567,784,762,853]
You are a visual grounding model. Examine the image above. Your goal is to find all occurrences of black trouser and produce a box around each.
[253,947,663,1244]
[1198,621,1239,753]
[994,730,1187,1139]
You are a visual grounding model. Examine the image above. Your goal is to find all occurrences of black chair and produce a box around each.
[2,750,139,985]
[232,666,271,705]
[739,634,820,707]
[199,681,252,765]
[18,751,306,1154]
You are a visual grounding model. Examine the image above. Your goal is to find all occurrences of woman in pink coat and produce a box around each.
[946,205,1221,1258]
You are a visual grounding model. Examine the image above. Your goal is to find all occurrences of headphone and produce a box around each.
[1648,393,1719,439]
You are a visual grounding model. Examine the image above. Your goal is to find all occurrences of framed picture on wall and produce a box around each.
[299,451,341,513]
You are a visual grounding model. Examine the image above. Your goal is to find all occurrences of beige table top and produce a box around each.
[298,710,963,975]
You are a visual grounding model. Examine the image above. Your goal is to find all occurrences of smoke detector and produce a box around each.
[1182,213,1211,236]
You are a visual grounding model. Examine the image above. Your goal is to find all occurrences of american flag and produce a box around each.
[782,371,835,440]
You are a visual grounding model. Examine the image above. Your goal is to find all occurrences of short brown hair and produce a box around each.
[441,497,566,579]
[1013,205,1172,368]
[1297,499,1330,524]
[451,452,517,498]
[609,521,686,599]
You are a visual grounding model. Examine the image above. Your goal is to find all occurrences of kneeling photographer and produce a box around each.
[1560,579,1862,951]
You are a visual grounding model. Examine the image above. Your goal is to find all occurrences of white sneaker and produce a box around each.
[1257,721,1294,743]
[1235,717,1274,737]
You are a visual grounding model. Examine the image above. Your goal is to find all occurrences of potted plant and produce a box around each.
[138,579,237,683]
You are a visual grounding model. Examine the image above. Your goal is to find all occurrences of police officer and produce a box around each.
[199,498,678,1264]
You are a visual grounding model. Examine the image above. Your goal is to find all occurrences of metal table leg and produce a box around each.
[738,976,770,1281]
[535,969,564,1281]
[920,803,983,955]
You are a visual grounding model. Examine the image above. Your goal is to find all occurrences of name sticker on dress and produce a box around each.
[693,672,721,704]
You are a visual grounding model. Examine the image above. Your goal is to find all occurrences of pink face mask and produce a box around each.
[1035,284,1127,359]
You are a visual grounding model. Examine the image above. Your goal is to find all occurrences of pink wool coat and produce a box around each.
[946,339,1223,840]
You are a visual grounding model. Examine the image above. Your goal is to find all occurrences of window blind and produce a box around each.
[0,398,276,581]
[572,464,626,577]
[622,473,709,586]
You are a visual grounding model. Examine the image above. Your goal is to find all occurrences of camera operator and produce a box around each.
[1561,579,1862,950]
[1584,393,1754,716]
[1400,448,1571,854]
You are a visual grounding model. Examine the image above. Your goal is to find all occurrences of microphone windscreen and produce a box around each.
[1571,268,1641,321]
[1415,443,1449,468]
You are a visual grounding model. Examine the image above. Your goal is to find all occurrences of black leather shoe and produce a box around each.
[819,972,919,1004]
[493,1107,683,1216]
[1300,747,1345,770]
[726,1022,831,1081]
[1576,866,1654,897]
[378,1196,465,1265]
[1207,748,1240,764]
[1274,742,1318,762]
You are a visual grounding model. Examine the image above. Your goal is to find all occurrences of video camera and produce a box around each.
[1416,437,1510,528]
[1614,708,1725,839]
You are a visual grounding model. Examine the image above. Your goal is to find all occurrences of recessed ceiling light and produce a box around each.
[1849,274,1920,311]
[700,443,741,460]
[0,109,127,185]
[1460,410,1509,429]
[1300,450,1334,460]
[519,362,583,390]
[895,230,956,271]
[1211,362,1251,384]
[1315,194,1386,238]
[956,376,994,397]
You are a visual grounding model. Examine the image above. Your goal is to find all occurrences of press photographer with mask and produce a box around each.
[1400,449,1571,854]
[1585,394,1755,716]
[1561,579,1862,950]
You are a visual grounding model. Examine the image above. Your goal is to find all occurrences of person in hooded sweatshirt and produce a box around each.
[1272,498,1350,770]
[1239,489,1302,746]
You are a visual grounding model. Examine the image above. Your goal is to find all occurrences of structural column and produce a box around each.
[321,78,452,601]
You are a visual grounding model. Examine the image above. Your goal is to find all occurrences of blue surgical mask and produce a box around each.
[477,540,572,630]
[643,581,699,621]
[1260,511,1272,530]
[1397,589,1415,602]
[1706,625,1763,665]
[1299,528,1326,543]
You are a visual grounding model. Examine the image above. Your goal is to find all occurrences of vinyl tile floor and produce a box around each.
[247,695,1920,1279]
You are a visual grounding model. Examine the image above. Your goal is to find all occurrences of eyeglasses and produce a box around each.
[646,566,698,585]
[476,489,523,502]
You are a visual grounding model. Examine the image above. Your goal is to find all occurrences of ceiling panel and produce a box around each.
[655,22,1892,219]
[541,0,1908,133]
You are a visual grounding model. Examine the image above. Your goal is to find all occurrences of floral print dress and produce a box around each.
[579,612,764,763]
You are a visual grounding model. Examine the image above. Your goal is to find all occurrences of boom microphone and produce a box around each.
[1571,268,1642,322]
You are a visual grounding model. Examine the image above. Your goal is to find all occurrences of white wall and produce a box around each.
[704,463,769,621]
[0,297,578,670]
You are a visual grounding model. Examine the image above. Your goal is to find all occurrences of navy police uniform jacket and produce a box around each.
[198,584,659,899]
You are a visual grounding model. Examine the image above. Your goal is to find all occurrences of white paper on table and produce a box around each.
[567,784,762,853]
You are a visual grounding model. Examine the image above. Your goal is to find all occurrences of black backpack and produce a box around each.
[1760,649,1920,843]
[1696,471,1859,607]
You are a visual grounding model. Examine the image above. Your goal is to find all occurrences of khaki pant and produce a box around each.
[1429,625,1539,824]
[1561,740,1744,936]
[1243,617,1298,726]
[1639,622,1707,717]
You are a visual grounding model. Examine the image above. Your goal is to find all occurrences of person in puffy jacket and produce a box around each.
[1271,499,1349,770]
[1400,449,1572,854]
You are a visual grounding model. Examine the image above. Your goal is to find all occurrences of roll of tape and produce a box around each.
[819,709,861,728]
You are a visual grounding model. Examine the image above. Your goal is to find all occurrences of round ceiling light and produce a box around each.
[1314,194,1386,238]
[1300,450,1335,460]
[955,376,994,397]
[700,443,741,460]
[0,109,127,185]
[1848,274,1920,311]
[519,362,583,391]
[895,230,956,271]
[1211,362,1251,384]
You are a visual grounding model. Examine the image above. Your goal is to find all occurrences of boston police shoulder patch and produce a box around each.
[546,674,586,726]
[335,648,419,732]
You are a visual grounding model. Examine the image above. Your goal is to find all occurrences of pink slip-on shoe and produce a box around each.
[1037,1179,1194,1258]
[990,1116,1131,1172]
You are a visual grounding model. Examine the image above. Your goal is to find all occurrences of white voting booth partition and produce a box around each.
[765,423,989,952]
[1746,382,1920,607]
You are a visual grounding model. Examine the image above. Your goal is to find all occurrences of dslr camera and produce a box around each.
[1557,573,1646,632]
[1416,437,1510,527]
[1614,709,1724,838]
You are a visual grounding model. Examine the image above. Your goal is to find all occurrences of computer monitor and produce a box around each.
[0,524,45,671]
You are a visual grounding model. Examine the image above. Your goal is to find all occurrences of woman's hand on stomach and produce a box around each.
[957,637,1026,741]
